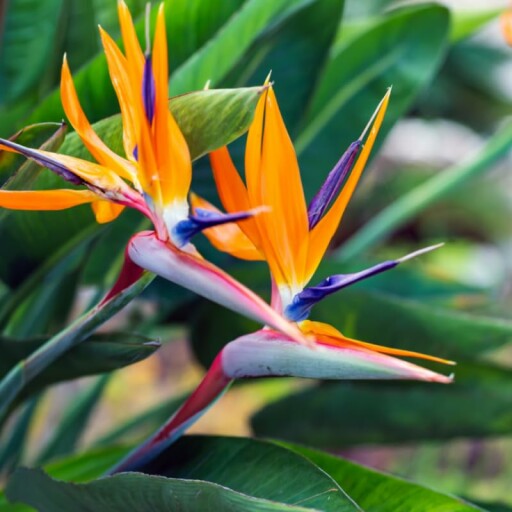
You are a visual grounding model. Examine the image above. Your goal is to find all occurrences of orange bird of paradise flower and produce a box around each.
[0,1,307,344]
[110,84,454,474]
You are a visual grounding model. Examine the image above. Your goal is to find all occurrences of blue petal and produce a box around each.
[285,244,444,321]
[307,140,361,229]
[172,208,254,247]
[142,54,156,124]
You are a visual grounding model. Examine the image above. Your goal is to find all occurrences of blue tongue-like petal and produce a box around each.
[285,244,444,321]
[307,140,361,229]
[142,54,156,123]
[172,208,257,247]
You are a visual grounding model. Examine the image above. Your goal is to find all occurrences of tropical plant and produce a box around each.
[1,0,512,510]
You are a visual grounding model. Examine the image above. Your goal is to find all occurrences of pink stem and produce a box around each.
[100,248,144,305]
[108,352,232,474]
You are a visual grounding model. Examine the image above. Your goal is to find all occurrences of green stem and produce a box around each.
[0,272,155,421]
[335,120,512,263]
[0,223,102,329]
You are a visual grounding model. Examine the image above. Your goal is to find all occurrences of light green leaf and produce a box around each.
[450,8,502,43]
[283,443,485,511]
[60,87,266,163]
[133,435,360,511]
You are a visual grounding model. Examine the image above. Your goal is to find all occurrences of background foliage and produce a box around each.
[1,0,512,510]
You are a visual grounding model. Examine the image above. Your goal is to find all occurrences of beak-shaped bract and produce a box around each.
[127,231,307,344]
[110,325,452,474]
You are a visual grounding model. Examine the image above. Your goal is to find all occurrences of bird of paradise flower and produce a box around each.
[110,83,454,474]
[0,1,306,344]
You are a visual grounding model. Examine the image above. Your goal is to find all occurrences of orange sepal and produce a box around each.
[209,147,261,246]
[152,5,191,205]
[91,200,125,223]
[0,189,98,210]
[60,57,137,184]
[246,88,309,287]
[99,26,145,184]
[190,193,262,261]
[300,320,455,365]
[502,10,512,45]
[117,0,144,85]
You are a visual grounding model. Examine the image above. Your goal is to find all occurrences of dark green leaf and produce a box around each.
[296,4,450,196]
[0,272,155,421]
[138,435,360,511]
[25,0,297,126]
[6,468,316,512]
[0,0,64,104]
[283,443,484,511]
[0,332,159,406]
[225,0,344,135]
[251,362,512,448]
[0,396,40,474]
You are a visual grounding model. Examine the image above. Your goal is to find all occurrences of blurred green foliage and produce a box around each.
[1,0,512,510]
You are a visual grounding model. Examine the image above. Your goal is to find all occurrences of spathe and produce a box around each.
[127,231,307,344]
[109,328,451,473]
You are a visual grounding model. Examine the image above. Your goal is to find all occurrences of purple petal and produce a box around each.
[0,137,84,186]
[308,140,361,229]
[142,54,156,124]
[285,244,444,321]
[172,207,255,247]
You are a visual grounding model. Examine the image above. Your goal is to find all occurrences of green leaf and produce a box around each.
[135,435,359,511]
[0,0,64,105]
[0,332,158,406]
[6,468,316,512]
[336,118,512,262]
[450,8,502,43]
[295,4,450,195]
[25,0,297,126]
[0,272,155,422]
[36,375,110,465]
[251,362,512,448]
[168,0,309,94]
[0,396,40,474]
[283,443,484,511]
[0,223,99,322]
[225,0,344,135]
[60,87,266,163]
